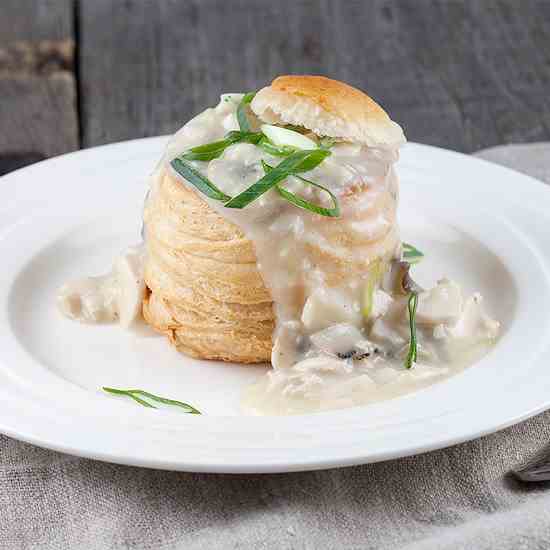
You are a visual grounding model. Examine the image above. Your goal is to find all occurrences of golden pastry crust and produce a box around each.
[142,168,398,364]
[142,76,404,364]
[251,75,405,148]
[143,168,274,363]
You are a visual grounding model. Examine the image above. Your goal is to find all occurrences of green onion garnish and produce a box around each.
[224,149,330,209]
[180,131,260,162]
[103,387,201,414]
[236,92,256,133]
[171,158,231,202]
[263,161,340,218]
[293,148,331,173]
[258,137,296,157]
[171,91,335,215]
[181,135,241,162]
[225,130,264,144]
[404,292,418,369]
[403,242,424,264]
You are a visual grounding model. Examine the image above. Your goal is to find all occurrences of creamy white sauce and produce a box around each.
[158,95,500,415]
[58,93,500,416]
[57,246,145,327]
[242,279,498,415]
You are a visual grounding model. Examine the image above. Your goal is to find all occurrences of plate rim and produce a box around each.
[1,137,550,473]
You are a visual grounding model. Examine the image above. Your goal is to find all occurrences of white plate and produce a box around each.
[1,138,549,473]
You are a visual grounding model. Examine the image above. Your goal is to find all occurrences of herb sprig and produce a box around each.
[103,387,201,414]
[404,292,418,369]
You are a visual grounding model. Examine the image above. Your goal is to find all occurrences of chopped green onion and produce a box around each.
[171,158,231,202]
[258,137,296,157]
[293,148,331,173]
[275,180,340,218]
[403,242,424,264]
[236,92,256,133]
[261,124,318,150]
[225,130,263,143]
[404,292,418,369]
[181,135,241,162]
[262,161,340,218]
[224,149,330,209]
[103,387,201,414]
[180,131,262,162]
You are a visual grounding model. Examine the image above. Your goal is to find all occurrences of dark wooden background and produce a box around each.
[1,0,549,176]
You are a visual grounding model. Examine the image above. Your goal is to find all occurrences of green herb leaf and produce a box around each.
[224,130,263,143]
[181,136,240,162]
[103,387,201,414]
[180,131,262,162]
[293,148,331,173]
[224,149,329,209]
[404,292,418,369]
[258,137,296,157]
[275,180,340,218]
[237,92,256,133]
[171,157,231,202]
[262,161,340,218]
[403,242,424,264]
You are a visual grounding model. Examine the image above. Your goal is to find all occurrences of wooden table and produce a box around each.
[1,0,549,176]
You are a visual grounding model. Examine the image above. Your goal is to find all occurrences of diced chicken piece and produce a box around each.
[309,323,364,355]
[416,278,463,325]
[301,288,362,332]
[433,293,500,342]
[57,246,145,327]
[114,247,146,328]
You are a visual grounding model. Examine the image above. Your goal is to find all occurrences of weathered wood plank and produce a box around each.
[79,0,550,153]
[0,0,78,175]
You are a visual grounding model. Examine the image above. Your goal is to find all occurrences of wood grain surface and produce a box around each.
[1,0,550,173]
[78,0,550,152]
[0,0,78,175]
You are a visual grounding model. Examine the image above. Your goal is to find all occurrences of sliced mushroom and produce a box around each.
[383,260,423,295]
